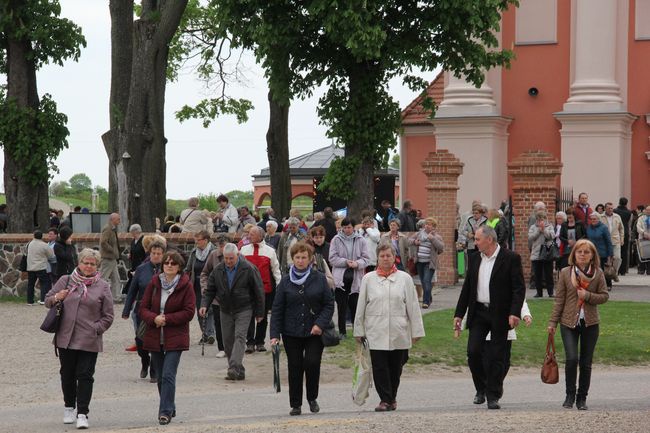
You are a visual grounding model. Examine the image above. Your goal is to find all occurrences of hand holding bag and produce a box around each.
[40,276,71,333]
[539,241,560,262]
[541,333,559,384]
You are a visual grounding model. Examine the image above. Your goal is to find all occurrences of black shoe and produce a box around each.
[206,336,215,345]
[563,393,575,409]
[245,345,255,354]
[308,400,320,413]
[140,366,148,379]
[290,407,301,416]
[256,344,267,352]
[339,333,347,340]
[473,392,486,405]
[576,396,588,410]
[487,400,501,410]
[171,410,176,418]
[533,294,542,298]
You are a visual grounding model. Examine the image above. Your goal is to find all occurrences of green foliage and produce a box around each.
[0,0,86,73]
[0,91,70,185]
[389,153,400,169]
[68,173,92,192]
[176,97,253,127]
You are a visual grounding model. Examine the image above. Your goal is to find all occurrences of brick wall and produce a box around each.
[507,150,562,278]
[421,149,464,285]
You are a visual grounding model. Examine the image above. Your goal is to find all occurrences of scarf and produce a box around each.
[570,264,596,324]
[159,273,181,292]
[194,242,213,262]
[70,267,102,298]
[376,264,398,278]
[289,265,311,286]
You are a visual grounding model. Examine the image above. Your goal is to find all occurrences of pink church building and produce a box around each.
[400,0,650,214]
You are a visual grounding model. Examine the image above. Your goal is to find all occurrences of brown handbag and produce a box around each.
[541,333,559,384]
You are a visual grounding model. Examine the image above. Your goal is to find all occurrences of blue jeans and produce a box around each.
[416,262,435,306]
[150,348,182,417]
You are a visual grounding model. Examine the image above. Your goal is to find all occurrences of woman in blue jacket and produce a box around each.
[270,241,334,416]
[586,213,613,290]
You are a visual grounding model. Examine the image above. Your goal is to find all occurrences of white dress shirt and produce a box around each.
[476,245,501,304]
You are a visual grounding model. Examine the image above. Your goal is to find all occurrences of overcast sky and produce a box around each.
[1,0,431,199]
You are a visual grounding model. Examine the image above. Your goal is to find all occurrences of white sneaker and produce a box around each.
[76,414,88,429]
[37,301,45,305]
[215,350,226,358]
[63,407,76,424]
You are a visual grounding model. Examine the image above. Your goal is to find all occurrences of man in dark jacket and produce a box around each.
[199,243,264,380]
[614,197,632,275]
[397,200,417,232]
[312,207,338,242]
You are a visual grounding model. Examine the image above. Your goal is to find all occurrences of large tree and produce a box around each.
[174,0,302,220]
[300,0,517,220]
[103,0,188,231]
[0,0,85,232]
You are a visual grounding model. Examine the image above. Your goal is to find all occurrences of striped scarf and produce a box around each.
[70,267,102,298]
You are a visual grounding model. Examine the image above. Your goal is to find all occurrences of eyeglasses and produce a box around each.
[80,261,98,267]
[164,261,178,266]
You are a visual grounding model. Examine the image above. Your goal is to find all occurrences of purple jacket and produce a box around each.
[45,275,114,352]
[328,232,370,293]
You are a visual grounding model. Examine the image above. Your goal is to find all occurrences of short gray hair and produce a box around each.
[266,220,278,230]
[477,226,498,242]
[129,224,142,233]
[556,211,567,222]
[222,243,239,256]
[188,197,199,207]
[534,201,546,211]
[286,216,300,226]
[78,248,101,264]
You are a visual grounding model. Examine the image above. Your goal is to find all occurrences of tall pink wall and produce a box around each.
[403,133,436,214]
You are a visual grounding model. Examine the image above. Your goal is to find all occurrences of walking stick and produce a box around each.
[201,315,206,357]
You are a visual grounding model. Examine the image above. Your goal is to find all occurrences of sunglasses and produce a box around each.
[164,261,178,266]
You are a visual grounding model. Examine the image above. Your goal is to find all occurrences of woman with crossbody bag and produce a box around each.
[547,239,609,410]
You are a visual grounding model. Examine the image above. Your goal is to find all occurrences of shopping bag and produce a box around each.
[272,343,281,393]
[351,339,372,406]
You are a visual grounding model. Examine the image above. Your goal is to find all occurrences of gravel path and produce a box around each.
[1,274,649,432]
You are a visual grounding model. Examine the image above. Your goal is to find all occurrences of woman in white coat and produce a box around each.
[353,243,425,412]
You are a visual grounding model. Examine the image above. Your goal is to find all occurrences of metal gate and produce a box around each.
[556,187,574,213]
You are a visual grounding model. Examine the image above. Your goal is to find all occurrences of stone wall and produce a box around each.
[0,233,239,299]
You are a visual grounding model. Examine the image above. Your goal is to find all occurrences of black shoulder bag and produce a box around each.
[136,285,157,340]
[297,283,339,347]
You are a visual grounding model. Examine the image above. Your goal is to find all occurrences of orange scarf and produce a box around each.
[570,264,595,324]
[376,264,398,278]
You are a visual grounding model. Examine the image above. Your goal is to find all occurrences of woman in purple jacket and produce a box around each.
[45,248,114,429]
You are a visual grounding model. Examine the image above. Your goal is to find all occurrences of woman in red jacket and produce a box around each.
[139,251,195,425]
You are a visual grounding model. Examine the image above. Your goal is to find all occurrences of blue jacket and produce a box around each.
[586,222,613,259]
[270,269,334,339]
[122,257,160,318]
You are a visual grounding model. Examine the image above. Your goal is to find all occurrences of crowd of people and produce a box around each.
[27,191,650,428]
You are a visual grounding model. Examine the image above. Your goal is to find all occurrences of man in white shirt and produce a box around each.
[454,226,525,410]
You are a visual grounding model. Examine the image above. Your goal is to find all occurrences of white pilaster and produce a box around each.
[554,112,636,205]
[564,0,623,111]
[432,117,511,211]
[437,72,498,117]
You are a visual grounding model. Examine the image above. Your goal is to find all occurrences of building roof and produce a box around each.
[401,71,445,126]
[253,144,399,180]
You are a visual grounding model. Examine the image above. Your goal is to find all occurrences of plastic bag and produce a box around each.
[352,339,372,406]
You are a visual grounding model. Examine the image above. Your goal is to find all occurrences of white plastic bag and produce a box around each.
[352,339,372,406]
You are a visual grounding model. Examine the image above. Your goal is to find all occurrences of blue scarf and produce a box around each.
[289,265,311,286]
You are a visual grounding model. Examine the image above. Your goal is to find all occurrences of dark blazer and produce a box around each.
[202,257,265,317]
[270,270,334,339]
[139,273,195,352]
[53,239,76,278]
[130,235,146,271]
[454,247,525,332]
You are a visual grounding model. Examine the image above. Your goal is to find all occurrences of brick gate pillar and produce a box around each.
[507,151,563,279]
[421,150,464,285]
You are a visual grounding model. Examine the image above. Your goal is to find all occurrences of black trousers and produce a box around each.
[620,236,629,275]
[27,269,51,304]
[560,322,599,397]
[58,348,98,415]
[334,288,358,335]
[482,340,513,386]
[283,335,324,408]
[212,304,225,351]
[466,305,509,401]
[369,349,408,404]
[247,292,274,346]
[532,260,554,296]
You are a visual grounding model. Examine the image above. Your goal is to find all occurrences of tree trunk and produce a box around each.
[345,63,376,223]
[103,1,188,231]
[3,15,49,233]
[265,89,291,220]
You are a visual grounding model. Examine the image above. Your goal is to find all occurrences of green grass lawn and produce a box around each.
[324,300,650,368]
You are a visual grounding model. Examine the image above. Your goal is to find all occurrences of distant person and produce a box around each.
[264,220,281,250]
[53,226,76,283]
[25,230,55,305]
[238,206,256,231]
[161,216,175,233]
[257,207,277,232]
[312,207,338,243]
[573,193,593,226]
[601,203,624,280]
[47,227,58,283]
[409,217,444,309]
[380,219,410,272]
[180,197,213,234]
[124,224,145,298]
[586,213,613,290]
[636,205,650,275]
[184,230,217,344]
[377,200,399,232]
[199,235,229,358]
[100,213,122,300]
[528,210,555,298]
[397,200,417,232]
[277,217,306,275]
[613,197,632,275]
[44,248,114,429]
[216,194,240,233]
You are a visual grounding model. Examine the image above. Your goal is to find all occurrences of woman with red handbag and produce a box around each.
[547,239,609,410]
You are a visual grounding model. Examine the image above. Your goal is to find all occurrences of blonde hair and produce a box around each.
[568,239,601,269]
[143,234,167,252]
[424,217,437,227]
